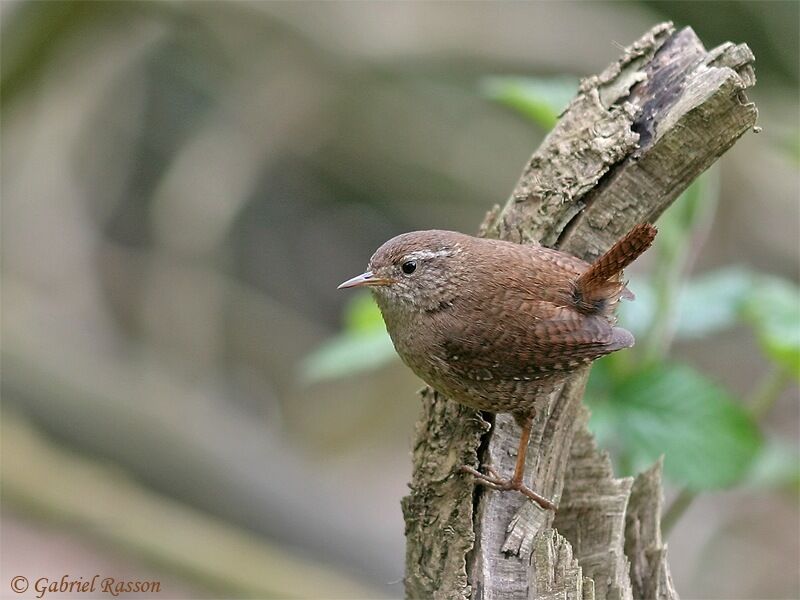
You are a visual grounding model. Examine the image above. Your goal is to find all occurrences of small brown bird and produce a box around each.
[339,223,657,510]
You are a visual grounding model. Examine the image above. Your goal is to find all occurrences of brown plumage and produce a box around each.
[338,223,657,509]
[572,223,657,314]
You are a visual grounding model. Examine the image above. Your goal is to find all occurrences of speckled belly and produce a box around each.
[400,350,566,415]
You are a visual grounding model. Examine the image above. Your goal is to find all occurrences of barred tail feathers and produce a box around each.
[572,223,657,315]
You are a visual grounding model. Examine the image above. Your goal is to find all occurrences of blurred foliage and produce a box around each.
[306,76,800,495]
[663,267,752,339]
[589,364,761,489]
[302,331,394,384]
[589,268,799,490]
[743,278,800,379]
[746,438,800,492]
[301,294,395,384]
[481,76,578,130]
[620,268,800,371]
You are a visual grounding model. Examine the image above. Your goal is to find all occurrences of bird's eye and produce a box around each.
[401,260,417,275]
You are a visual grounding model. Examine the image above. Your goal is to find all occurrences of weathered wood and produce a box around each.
[403,22,757,600]
[625,459,679,600]
[553,414,634,600]
[471,372,589,599]
[402,389,488,599]
[529,529,592,600]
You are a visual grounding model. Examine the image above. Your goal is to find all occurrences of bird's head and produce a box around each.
[338,230,472,314]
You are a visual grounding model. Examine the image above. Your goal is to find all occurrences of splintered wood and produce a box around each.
[403,22,756,600]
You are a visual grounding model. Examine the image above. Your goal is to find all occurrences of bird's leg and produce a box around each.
[511,413,533,487]
[460,413,557,512]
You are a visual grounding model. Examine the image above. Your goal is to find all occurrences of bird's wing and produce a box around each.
[438,300,631,382]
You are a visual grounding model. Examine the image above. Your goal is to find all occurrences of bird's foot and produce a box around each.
[460,465,557,512]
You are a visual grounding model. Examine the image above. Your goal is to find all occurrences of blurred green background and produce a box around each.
[1,1,798,598]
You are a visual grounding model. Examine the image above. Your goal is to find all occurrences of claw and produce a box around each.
[485,465,503,480]
[459,464,557,512]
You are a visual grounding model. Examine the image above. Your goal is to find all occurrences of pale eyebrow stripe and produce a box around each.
[404,247,461,261]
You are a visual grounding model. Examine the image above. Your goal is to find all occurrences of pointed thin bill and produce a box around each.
[337,271,393,289]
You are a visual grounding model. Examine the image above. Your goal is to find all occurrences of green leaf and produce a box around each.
[619,268,755,340]
[300,293,396,383]
[743,277,800,378]
[343,292,385,333]
[300,329,396,384]
[482,76,578,130]
[587,364,762,490]
[674,267,754,338]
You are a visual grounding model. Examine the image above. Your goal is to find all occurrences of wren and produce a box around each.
[338,223,657,510]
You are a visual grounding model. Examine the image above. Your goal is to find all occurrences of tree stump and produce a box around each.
[402,22,757,600]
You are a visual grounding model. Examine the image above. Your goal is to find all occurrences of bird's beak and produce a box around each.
[337,271,393,289]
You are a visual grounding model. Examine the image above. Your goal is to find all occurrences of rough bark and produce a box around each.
[402,23,757,600]
[625,459,679,600]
